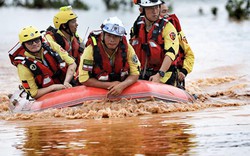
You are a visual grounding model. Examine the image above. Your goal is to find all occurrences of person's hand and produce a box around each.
[107,81,124,96]
[63,81,72,88]
[178,72,186,81]
[149,74,161,83]
[52,84,67,91]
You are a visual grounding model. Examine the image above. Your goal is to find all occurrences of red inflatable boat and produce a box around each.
[9,80,195,113]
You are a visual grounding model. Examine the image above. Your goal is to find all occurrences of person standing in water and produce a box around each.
[130,0,179,86]
[160,0,195,89]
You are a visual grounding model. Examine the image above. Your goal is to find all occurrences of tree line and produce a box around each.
[0,0,134,10]
[0,0,249,20]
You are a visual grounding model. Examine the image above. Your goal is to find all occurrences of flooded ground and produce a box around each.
[0,0,250,155]
[1,104,249,155]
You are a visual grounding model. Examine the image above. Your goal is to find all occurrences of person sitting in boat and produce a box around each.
[78,16,141,96]
[130,0,179,87]
[15,26,77,99]
[159,1,195,90]
[45,6,84,68]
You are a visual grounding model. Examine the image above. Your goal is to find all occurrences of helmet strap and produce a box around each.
[143,5,161,23]
[61,22,73,36]
[101,32,109,50]
[101,32,119,53]
[143,8,154,23]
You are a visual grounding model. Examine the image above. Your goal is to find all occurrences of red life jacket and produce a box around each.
[166,14,185,69]
[86,31,130,82]
[130,15,168,71]
[46,26,84,66]
[8,41,67,88]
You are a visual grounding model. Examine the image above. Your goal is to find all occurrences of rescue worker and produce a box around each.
[130,0,179,86]
[16,26,76,99]
[160,0,169,16]
[78,17,141,96]
[160,1,195,89]
[45,6,84,67]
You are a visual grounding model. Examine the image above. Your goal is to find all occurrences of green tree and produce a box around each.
[102,0,133,10]
[226,0,250,20]
[0,0,4,6]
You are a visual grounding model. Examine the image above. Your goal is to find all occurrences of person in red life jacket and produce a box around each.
[160,1,195,89]
[16,26,76,99]
[130,0,179,86]
[45,6,84,68]
[78,17,141,97]
[160,0,169,15]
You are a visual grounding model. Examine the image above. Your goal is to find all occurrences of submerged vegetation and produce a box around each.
[0,0,249,20]
[103,0,134,10]
[4,0,89,10]
[226,0,250,20]
[0,0,134,10]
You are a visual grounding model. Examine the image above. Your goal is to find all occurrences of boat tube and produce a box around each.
[9,80,195,113]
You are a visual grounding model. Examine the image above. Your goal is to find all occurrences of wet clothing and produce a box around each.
[176,31,194,75]
[46,27,84,67]
[78,33,140,83]
[130,15,179,84]
[16,40,75,97]
[166,14,194,77]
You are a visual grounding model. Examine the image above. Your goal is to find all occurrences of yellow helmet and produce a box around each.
[53,6,77,29]
[19,26,41,43]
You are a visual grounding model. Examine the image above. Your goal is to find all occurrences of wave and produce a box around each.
[0,76,249,120]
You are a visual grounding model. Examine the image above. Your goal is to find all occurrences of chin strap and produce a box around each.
[61,22,73,36]
[143,7,161,23]
[102,32,120,51]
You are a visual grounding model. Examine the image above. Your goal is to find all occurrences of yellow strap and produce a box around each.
[91,36,97,46]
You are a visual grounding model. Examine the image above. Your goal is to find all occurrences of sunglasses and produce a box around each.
[25,38,41,45]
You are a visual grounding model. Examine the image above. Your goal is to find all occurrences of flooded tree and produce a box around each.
[226,0,250,20]
[211,7,218,17]
[2,0,89,10]
[0,0,4,6]
[102,0,133,10]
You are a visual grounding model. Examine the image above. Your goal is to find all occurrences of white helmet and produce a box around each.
[101,16,126,37]
[138,0,162,7]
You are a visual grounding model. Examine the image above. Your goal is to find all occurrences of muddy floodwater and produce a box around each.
[0,0,250,155]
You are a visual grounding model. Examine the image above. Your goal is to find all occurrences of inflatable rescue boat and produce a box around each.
[9,80,195,113]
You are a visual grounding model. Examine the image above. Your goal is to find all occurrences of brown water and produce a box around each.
[1,102,249,155]
[0,0,250,155]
